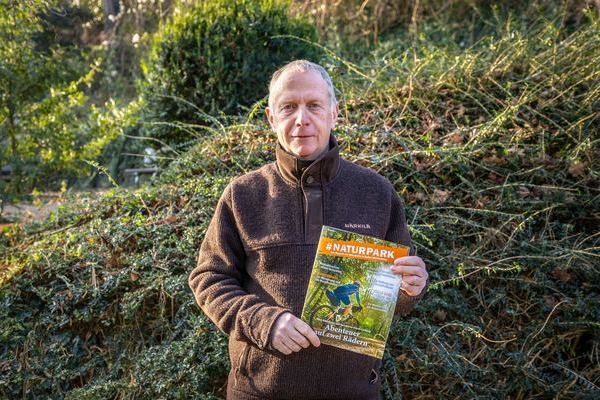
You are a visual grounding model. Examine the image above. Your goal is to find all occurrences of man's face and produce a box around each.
[266,69,339,159]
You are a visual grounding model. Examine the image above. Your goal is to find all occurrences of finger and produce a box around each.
[272,337,292,355]
[287,328,311,348]
[390,265,426,277]
[294,319,321,347]
[400,280,423,296]
[394,256,426,268]
[281,335,302,352]
[399,281,416,295]
[401,275,423,285]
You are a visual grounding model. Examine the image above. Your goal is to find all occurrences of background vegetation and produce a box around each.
[139,0,320,152]
[1,0,598,399]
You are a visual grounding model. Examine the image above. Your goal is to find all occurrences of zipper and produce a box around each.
[298,185,305,241]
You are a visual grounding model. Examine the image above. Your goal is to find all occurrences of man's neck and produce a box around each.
[294,144,330,162]
[275,134,340,185]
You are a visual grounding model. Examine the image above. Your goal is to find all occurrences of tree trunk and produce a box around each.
[6,105,22,197]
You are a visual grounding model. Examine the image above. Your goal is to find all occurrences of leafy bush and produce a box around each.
[139,0,320,151]
[291,0,594,60]
[0,1,139,201]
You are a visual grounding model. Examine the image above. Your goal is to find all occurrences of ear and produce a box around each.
[265,106,276,131]
[330,102,339,129]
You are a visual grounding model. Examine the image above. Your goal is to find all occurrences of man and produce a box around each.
[188,60,429,400]
[326,280,362,322]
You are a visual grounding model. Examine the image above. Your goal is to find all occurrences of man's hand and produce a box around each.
[270,312,320,355]
[390,256,428,297]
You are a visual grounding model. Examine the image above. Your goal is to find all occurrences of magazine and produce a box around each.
[300,225,410,359]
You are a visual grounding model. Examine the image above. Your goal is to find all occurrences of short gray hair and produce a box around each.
[268,60,337,109]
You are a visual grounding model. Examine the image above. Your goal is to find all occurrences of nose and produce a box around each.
[295,106,309,127]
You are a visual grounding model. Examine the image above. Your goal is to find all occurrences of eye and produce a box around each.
[281,103,296,111]
[308,103,321,109]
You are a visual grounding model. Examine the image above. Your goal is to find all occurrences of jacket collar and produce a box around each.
[275,134,341,186]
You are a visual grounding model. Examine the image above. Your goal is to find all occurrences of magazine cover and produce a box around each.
[300,225,410,359]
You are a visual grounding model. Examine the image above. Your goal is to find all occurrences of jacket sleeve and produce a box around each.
[188,183,291,350]
[385,187,429,317]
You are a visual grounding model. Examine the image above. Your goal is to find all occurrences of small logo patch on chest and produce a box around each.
[344,223,371,229]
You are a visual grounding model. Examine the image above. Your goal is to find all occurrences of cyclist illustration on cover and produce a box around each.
[325,280,363,322]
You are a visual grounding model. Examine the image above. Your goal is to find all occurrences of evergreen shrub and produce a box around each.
[139,0,320,149]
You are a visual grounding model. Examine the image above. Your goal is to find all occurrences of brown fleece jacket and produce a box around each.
[188,134,428,400]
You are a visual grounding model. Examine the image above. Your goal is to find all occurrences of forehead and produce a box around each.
[271,69,330,104]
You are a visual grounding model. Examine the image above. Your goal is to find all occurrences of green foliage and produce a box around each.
[291,0,595,61]
[0,182,230,398]
[139,0,320,151]
[0,1,132,200]
[0,1,598,399]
